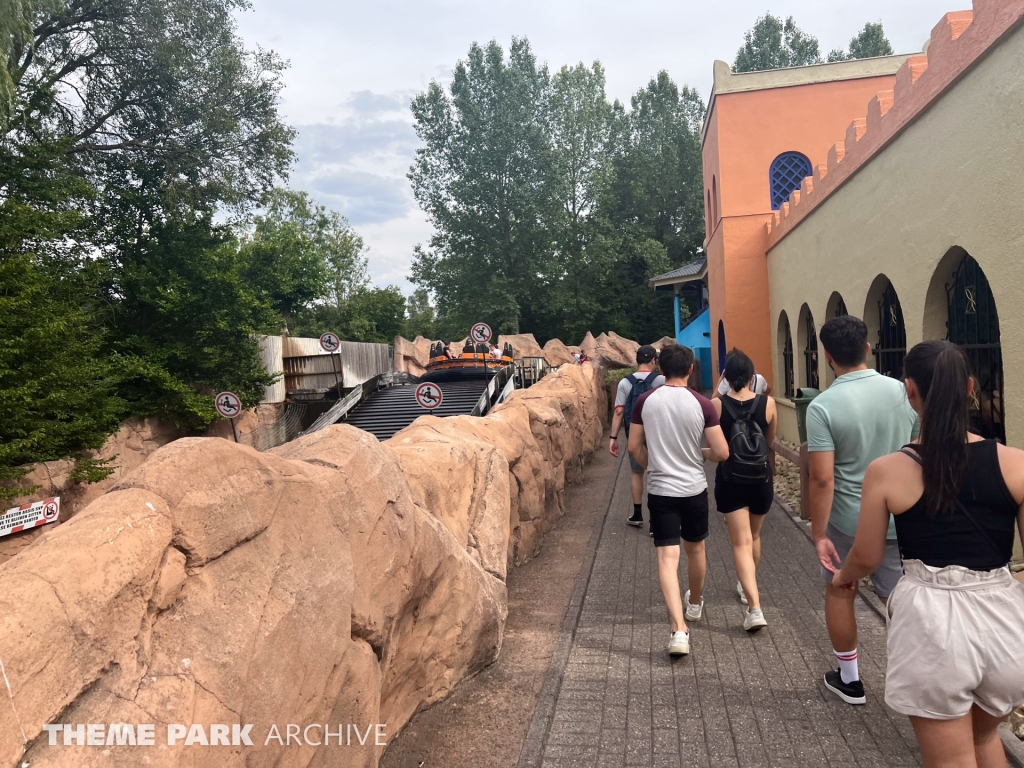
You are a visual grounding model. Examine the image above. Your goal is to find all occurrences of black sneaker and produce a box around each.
[823,669,866,705]
[627,511,643,527]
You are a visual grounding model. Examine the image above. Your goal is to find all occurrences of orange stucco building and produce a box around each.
[701,56,915,386]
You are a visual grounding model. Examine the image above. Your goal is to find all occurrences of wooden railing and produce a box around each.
[772,438,810,520]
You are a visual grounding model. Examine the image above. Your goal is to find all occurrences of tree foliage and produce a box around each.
[733,14,823,72]
[829,22,894,62]
[1,0,299,481]
[409,39,703,345]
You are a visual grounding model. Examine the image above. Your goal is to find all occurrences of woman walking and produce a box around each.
[835,340,1024,768]
[710,349,777,632]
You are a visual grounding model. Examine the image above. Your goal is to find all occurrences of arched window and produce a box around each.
[706,189,712,236]
[769,152,812,210]
[947,254,1003,442]
[717,320,727,373]
[712,175,719,225]
[778,312,794,398]
[803,312,819,390]
[876,281,907,379]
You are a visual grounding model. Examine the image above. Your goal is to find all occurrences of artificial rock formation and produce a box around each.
[392,335,433,377]
[496,333,545,359]
[0,361,607,768]
[541,338,575,366]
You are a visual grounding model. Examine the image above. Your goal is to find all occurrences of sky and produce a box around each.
[233,0,959,294]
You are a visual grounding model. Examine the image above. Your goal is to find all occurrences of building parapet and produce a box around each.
[766,0,1024,249]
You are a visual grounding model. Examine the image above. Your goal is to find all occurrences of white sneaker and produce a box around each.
[743,607,767,632]
[668,630,690,656]
[684,590,704,621]
[736,580,748,605]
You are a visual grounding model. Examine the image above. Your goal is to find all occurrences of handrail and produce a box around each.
[301,371,414,436]
[471,365,514,417]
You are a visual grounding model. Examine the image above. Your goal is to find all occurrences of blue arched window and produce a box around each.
[769,152,813,210]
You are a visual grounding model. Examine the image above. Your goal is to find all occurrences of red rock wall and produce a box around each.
[0,361,607,768]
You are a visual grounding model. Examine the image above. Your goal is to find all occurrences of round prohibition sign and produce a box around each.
[471,322,492,343]
[42,501,59,521]
[319,332,340,353]
[414,382,443,410]
[214,391,242,418]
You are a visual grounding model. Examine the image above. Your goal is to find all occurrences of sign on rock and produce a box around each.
[0,497,60,539]
[471,322,492,343]
[319,332,340,353]
[414,382,443,410]
[215,392,242,418]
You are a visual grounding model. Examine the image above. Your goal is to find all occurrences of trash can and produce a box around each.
[793,387,821,444]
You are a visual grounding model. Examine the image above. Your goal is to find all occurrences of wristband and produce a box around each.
[610,437,618,441]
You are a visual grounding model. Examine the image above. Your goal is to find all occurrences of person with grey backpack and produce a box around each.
[708,349,778,631]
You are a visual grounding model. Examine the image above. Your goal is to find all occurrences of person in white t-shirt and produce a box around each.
[628,343,730,657]
[609,345,665,528]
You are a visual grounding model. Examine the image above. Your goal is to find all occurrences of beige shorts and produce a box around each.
[885,559,1024,720]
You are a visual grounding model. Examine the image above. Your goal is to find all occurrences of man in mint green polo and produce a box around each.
[805,315,917,707]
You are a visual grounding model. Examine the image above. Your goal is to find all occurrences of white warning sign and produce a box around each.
[0,497,60,539]
[414,382,443,410]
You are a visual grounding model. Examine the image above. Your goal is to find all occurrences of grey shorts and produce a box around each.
[819,522,902,598]
[629,454,642,474]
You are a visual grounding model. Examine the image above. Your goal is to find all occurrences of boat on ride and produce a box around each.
[420,341,514,382]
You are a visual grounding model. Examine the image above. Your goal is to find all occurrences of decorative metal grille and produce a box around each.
[782,322,795,398]
[875,281,907,379]
[947,254,1004,442]
[769,152,813,210]
[833,297,848,317]
[803,313,819,389]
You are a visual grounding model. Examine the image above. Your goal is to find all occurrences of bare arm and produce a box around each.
[807,451,835,541]
[628,423,648,471]
[765,397,778,474]
[702,425,730,463]
[609,406,624,457]
[834,459,891,586]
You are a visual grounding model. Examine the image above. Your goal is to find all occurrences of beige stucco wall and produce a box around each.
[767,23,1024,446]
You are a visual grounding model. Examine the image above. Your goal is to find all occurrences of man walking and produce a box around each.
[806,316,917,704]
[609,345,665,527]
[628,344,729,656]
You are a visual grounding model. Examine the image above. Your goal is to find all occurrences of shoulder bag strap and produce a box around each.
[899,448,1006,564]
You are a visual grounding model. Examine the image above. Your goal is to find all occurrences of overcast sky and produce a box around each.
[234,0,957,293]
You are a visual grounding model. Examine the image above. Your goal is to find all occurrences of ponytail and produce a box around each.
[903,341,971,516]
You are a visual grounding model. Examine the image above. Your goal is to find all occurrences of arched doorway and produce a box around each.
[778,312,794,398]
[797,304,819,390]
[947,253,1003,441]
[875,281,907,379]
[827,291,848,319]
[717,320,727,373]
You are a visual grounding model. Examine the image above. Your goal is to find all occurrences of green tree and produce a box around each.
[733,14,822,72]
[240,189,331,335]
[542,61,616,342]
[409,38,553,336]
[849,22,894,59]
[404,287,436,340]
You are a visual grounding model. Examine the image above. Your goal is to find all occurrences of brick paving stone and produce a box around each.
[537,458,923,767]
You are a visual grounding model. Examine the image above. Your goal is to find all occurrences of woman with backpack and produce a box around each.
[833,341,1024,768]
[709,349,777,632]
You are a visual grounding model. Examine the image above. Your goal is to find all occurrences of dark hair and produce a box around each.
[659,343,694,380]
[723,348,755,392]
[636,345,657,364]
[903,340,971,516]
[819,315,868,367]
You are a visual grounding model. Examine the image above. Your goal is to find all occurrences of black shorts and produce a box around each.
[647,491,709,547]
[714,478,774,516]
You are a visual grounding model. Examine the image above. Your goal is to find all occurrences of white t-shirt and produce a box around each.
[631,385,720,497]
[717,372,769,396]
[614,370,666,409]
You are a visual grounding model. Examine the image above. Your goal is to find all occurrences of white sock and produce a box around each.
[834,648,859,684]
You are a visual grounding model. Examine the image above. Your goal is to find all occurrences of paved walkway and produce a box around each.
[536,455,922,768]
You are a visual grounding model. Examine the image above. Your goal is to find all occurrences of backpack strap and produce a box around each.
[899,446,1006,564]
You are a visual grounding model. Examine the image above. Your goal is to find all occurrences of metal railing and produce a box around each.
[470,365,515,417]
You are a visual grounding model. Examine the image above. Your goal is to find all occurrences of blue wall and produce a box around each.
[676,307,712,389]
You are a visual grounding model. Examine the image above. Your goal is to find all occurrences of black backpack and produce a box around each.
[720,395,770,484]
[622,373,657,436]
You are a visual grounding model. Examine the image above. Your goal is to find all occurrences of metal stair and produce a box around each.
[342,379,489,441]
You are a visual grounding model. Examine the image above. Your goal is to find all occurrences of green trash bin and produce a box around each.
[793,387,821,444]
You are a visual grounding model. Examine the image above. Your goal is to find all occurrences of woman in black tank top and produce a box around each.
[833,341,1024,767]
[709,349,777,632]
